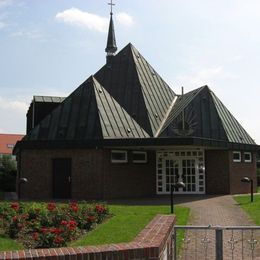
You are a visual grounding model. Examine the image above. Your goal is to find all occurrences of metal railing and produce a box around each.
[174,225,260,260]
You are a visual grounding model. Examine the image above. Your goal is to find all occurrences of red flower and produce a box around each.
[68,220,77,227]
[70,202,78,212]
[61,220,68,226]
[50,228,63,234]
[10,202,20,211]
[87,215,95,223]
[41,227,49,234]
[12,216,18,222]
[33,232,39,241]
[54,236,63,245]
[47,202,56,211]
[95,204,105,214]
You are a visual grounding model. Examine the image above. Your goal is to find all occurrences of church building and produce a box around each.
[15,7,259,200]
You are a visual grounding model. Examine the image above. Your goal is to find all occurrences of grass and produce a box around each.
[71,205,190,249]
[0,234,23,251]
[0,203,190,253]
[234,193,260,225]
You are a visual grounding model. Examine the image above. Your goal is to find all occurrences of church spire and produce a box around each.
[105,0,117,62]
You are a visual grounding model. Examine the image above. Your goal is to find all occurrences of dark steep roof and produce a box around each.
[159,86,255,145]
[24,43,256,147]
[95,43,176,136]
[27,76,149,141]
[211,91,255,144]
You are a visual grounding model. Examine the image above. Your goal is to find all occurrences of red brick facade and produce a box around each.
[19,148,156,200]
[18,148,257,200]
[0,215,176,260]
[205,150,257,195]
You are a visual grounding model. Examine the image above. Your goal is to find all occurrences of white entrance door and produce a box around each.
[157,150,205,194]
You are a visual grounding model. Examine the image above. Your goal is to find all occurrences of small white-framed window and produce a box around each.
[133,151,147,163]
[233,151,241,162]
[244,152,252,163]
[111,150,128,163]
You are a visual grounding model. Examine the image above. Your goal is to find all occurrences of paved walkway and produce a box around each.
[177,195,260,260]
[109,195,260,259]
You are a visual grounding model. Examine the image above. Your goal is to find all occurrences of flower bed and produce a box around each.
[0,202,109,249]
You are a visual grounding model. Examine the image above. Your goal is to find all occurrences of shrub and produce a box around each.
[0,202,109,249]
[0,155,17,192]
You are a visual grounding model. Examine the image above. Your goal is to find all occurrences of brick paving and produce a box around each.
[108,195,260,259]
[178,195,260,260]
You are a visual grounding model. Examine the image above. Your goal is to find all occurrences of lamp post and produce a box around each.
[241,177,254,202]
[18,178,28,200]
[170,181,185,214]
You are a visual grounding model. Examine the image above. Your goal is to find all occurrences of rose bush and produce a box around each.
[0,201,109,248]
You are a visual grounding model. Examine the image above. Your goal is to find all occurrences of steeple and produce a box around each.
[105,0,117,63]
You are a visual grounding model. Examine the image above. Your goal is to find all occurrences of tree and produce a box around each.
[0,155,17,192]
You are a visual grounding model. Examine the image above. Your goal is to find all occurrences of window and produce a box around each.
[111,150,128,163]
[233,151,241,162]
[133,151,147,163]
[6,144,14,149]
[244,152,252,163]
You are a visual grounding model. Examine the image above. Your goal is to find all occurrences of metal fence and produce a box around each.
[174,225,260,260]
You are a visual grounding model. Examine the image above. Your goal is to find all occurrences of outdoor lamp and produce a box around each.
[241,177,254,202]
[170,181,186,214]
[19,178,28,184]
[18,178,28,199]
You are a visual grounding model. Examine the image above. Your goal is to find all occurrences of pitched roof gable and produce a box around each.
[92,77,149,139]
[27,76,149,141]
[159,86,255,145]
[210,91,255,144]
[95,43,176,137]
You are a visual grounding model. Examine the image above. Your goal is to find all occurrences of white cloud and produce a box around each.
[0,0,11,8]
[0,96,28,134]
[0,21,6,29]
[116,12,134,27]
[56,8,108,33]
[55,8,135,32]
[10,30,45,40]
[176,66,237,89]
[0,96,28,113]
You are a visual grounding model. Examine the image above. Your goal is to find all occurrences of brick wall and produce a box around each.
[229,151,257,194]
[0,214,176,260]
[205,150,230,194]
[103,149,156,199]
[19,149,104,200]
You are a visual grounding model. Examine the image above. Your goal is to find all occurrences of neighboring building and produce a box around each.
[0,134,24,158]
[14,9,259,200]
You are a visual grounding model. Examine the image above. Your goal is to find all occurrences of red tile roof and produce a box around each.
[0,134,24,155]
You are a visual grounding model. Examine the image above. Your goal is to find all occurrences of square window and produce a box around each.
[233,151,241,162]
[244,152,252,163]
[133,151,147,163]
[111,150,128,163]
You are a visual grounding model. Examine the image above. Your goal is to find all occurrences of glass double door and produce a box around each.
[164,158,198,193]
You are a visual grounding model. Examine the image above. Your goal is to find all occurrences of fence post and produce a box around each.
[215,227,223,260]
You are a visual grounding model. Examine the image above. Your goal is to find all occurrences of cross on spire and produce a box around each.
[108,0,115,15]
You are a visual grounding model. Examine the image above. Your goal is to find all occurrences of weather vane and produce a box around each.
[108,0,115,15]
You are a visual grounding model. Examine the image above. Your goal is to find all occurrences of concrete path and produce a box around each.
[177,195,260,260]
[109,195,260,259]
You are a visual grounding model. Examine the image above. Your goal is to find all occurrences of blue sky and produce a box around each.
[0,0,260,143]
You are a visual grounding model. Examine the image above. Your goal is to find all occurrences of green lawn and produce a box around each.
[0,234,23,251]
[71,205,189,246]
[0,203,190,252]
[234,194,260,225]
